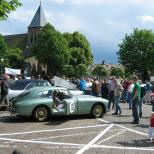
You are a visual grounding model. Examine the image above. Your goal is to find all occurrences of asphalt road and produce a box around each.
[0,103,153,154]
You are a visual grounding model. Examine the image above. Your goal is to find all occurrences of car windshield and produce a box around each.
[9,80,51,90]
[9,80,30,90]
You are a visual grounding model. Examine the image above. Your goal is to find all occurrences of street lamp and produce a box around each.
[24,45,29,76]
[0,58,4,75]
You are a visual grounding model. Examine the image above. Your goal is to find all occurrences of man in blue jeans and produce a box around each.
[131,75,141,124]
[112,78,124,115]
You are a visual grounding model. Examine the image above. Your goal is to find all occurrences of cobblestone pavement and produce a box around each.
[0,103,153,154]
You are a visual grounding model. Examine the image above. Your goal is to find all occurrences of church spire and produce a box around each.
[28,2,47,28]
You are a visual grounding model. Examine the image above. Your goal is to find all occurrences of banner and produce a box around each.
[5,67,21,75]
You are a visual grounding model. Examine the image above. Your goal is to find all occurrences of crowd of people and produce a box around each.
[71,75,154,123]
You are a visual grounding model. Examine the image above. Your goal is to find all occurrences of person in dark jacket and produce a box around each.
[0,74,10,106]
[101,79,109,99]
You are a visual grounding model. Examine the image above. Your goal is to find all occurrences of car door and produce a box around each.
[56,89,78,115]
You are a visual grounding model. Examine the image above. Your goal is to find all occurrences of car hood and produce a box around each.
[8,89,24,100]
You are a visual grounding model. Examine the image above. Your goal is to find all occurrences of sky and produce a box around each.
[1,0,154,64]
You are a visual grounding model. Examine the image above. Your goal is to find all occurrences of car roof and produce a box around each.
[13,79,49,83]
[29,86,67,92]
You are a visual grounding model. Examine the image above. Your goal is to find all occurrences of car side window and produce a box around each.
[38,90,52,98]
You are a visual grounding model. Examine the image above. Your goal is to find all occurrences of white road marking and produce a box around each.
[98,130,126,144]
[0,137,84,147]
[31,131,98,141]
[0,124,108,136]
[97,119,148,136]
[31,129,124,141]
[75,124,114,154]
[45,146,81,149]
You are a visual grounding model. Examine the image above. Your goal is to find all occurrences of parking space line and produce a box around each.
[31,131,98,141]
[0,137,84,147]
[0,124,108,136]
[98,130,126,144]
[97,119,148,136]
[75,124,114,154]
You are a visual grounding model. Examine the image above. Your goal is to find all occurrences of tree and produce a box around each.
[7,48,24,69]
[62,65,74,78]
[117,28,154,80]
[74,64,87,78]
[92,65,107,78]
[63,32,93,67]
[0,34,9,69]
[0,0,22,20]
[111,67,125,78]
[33,23,70,76]
[0,34,7,57]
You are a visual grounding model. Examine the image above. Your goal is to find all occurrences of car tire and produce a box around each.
[91,103,104,118]
[32,106,50,122]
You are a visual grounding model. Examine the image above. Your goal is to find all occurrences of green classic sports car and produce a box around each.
[8,86,109,122]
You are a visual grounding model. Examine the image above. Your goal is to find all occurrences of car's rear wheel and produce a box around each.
[32,106,50,122]
[91,104,104,118]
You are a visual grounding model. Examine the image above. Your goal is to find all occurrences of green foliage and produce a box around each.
[74,64,87,78]
[63,32,93,67]
[62,65,74,78]
[0,0,22,20]
[117,28,154,80]
[33,23,70,76]
[92,65,107,77]
[0,35,24,69]
[7,48,24,69]
[111,67,125,78]
[0,34,8,67]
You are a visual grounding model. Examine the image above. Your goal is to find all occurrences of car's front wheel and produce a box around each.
[91,104,104,118]
[32,106,50,122]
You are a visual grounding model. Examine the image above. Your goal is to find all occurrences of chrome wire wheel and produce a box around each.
[34,106,49,122]
[92,104,103,118]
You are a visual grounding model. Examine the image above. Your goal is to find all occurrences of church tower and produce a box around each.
[27,2,47,47]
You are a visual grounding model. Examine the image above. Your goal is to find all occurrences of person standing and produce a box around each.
[92,78,100,97]
[144,80,151,104]
[131,75,141,124]
[79,77,86,94]
[108,76,116,110]
[122,79,130,103]
[85,78,92,95]
[127,80,134,110]
[138,80,146,118]
[101,79,109,99]
[0,74,10,106]
[147,112,154,142]
[112,78,123,115]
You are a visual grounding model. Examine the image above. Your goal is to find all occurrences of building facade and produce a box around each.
[4,3,47,77]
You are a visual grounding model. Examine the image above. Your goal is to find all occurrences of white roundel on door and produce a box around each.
[70,101,75,113]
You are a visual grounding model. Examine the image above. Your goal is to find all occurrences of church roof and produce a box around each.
[28,2,47,28]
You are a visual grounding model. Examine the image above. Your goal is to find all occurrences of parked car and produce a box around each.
[8,79,51,100]
[7,86,109,122]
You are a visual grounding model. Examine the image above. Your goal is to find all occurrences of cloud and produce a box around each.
[138,15,154,23]
[50,0,66,4]
[9,11,34,23]
[46,11,83,32]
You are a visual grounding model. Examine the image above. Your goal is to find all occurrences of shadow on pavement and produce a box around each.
[45,115,93,125]
[132,124,149,129]
[0,113,94,126]
[116,139,154,147]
